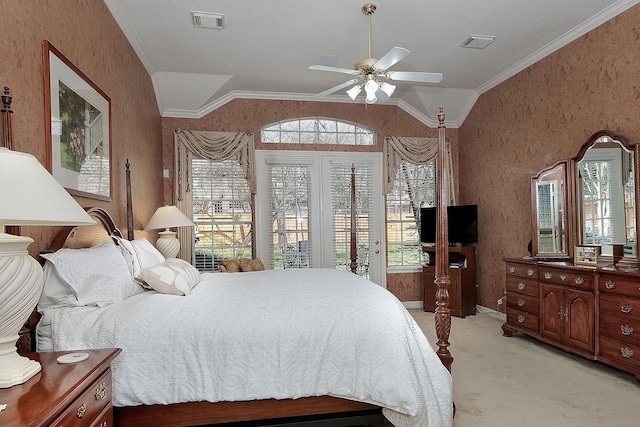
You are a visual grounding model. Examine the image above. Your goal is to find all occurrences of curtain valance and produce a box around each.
[384,136,456,204]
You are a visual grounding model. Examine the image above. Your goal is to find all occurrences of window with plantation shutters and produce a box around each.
[191,156,252,271]
[386,160,437,266]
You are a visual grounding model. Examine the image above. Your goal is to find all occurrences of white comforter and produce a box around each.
[37,268,452,427]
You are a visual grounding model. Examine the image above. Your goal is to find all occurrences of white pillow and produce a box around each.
[40,241,144,307]
[37,260,78,311]
[113,237,165,282]
[138,258,201,296]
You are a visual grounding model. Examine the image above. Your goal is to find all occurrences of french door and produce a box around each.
[255,151,385,286]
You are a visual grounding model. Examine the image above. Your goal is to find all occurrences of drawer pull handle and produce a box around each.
[96,381,107,400]
[621,347,634,359]
[77,402,86,418]
[560,274,567,281]
[575,277,584,285]
[621,304,634,314]
[527,269,534,276]
[518,298,525,307]
[544,272,552,280]
[605,280,616,290]
[517,282,526,291]
[517,315,525,323]
[621,325,634,336]
[509,266,516,273]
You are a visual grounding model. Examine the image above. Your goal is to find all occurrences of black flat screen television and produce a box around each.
[420,204,478,245]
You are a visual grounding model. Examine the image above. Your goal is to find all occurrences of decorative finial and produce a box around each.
[438,106,445,127]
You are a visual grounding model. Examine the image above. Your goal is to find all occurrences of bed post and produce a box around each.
[126,159,134,240]
[350,164,358,273]
[1,87,20,238]
[434,107,453,371]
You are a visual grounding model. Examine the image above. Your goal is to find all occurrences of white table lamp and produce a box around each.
[144,205,194,258]
[0,147,94,388]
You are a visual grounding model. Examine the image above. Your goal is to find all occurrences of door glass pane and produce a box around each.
[330,162,372,278]
[268,164,311,269]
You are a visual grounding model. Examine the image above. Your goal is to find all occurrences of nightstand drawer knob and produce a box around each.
[605,280,616,289]
[527,269,534,276]
[621,325,634,336]
[518,298,525,307]
[96,381,107,400]
[621,304,634,314]
[509,266,516,273]
[621,347,634,359]
[77,402,86,418]
[517,315,525,323]
[517,282,526,291]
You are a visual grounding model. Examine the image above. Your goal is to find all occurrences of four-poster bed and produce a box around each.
[2,86,454,426]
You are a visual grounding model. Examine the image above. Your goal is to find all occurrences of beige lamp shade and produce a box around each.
[0,147,95,227]
[144,205,194,258]
[0,147,94,388]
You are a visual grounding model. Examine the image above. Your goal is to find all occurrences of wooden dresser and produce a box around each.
[503,258,640,380]
[0,348,121,426]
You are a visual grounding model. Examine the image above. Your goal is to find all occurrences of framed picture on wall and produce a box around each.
[44,40,111,201]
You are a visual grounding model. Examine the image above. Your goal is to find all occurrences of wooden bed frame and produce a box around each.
[3,86,452,426]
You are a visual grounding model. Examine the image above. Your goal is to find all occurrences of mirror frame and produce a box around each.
[570,129,639,264]
[531,161,570,259]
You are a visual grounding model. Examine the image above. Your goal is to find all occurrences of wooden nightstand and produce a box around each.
[0,348,121,426]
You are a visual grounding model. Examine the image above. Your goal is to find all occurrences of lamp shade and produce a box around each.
[0,147,94,227]
[144,205,194,231]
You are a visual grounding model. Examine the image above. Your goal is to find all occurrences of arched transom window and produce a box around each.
[261,118,375,145]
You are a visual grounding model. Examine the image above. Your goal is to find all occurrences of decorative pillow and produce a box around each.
[218,259,241,272]
[138,258,201,296]
[113,236,165,284]
[239,257,265,272]
[40,241,144,308]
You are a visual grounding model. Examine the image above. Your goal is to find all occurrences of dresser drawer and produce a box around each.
[599,275,640,298]
[599,336,640,369]
[538,267,593,290]
[506,263,538,280]
[506,276,539,297]
[506,292,539,315]
[506,308,539,333]
[600,315,640,345]
[51,370,112,427]
[599,294,640,322]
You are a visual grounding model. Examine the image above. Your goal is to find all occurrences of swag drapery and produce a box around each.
[383,136,456,205]
[173,130,255,261]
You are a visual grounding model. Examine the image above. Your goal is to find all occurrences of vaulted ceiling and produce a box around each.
[104,0,640,127]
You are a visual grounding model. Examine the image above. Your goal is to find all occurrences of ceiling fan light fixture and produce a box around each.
[379,81,396,97]
[364,79,378,104]
[346,84,362,101]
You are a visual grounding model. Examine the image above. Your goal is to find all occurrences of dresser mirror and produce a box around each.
[574,130,637,259]
[531,161,568,258]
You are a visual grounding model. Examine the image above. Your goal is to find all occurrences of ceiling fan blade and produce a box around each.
[387,71,443,84]
[374,47,410,70]
[314,79,360,98]
[309,65,359,75]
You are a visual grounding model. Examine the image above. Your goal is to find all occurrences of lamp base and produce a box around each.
[0,233,44,388]
[0,336,41,387]
[156,230,180,259]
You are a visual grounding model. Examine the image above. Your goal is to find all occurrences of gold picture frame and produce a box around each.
[574,244,600,266]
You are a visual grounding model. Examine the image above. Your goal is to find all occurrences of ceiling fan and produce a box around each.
[309,3,443,104]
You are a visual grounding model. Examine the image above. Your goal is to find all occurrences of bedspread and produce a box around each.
[37,268,452,427]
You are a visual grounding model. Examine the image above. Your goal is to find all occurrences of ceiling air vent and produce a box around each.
[460,35,495,49]
[191,11,225,29]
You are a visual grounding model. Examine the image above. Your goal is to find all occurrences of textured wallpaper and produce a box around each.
[460,4,640,310]
[1,1,163,255]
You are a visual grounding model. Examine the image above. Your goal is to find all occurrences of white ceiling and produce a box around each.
[104,0,640,128]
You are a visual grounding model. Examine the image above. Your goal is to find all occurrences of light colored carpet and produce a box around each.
[408,309,640,426]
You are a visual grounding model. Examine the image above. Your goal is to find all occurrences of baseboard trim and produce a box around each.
[476,305,506,321]
[403,301,422,310]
